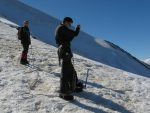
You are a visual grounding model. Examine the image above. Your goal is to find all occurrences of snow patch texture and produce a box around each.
[0,20,150,113]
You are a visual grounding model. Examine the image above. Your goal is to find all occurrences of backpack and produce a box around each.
[17,27,23,40]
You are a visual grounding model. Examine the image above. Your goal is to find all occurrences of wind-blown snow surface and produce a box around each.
[0,0,150,77]
[144,59,150,65]
[1,19,150,113]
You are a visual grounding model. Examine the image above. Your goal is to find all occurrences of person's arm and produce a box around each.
[63,25,80,41]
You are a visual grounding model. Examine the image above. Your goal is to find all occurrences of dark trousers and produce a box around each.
[22,44,29,54]
[60,56,78,94]
[21,44,29,61]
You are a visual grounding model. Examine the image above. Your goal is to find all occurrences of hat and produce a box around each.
[63,17,73,23]
[24,20,29,24]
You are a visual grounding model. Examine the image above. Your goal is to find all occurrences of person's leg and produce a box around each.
[74,72,84,92]
[20,44,29,64]
[67,53,83,92]
[24,44,29,64]
[59,57,74,100]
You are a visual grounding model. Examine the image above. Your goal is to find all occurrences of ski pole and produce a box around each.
[72,55,75,66]
[84,68,90,89]
[30,45,34,66]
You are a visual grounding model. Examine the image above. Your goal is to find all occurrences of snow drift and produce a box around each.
[0,0,150,77]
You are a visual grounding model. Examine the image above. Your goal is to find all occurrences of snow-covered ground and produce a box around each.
[144,59,150,65]
[0,0,150,77]
[0,19,150,113]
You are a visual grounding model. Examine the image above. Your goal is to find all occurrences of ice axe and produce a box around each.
[84,68,91,89]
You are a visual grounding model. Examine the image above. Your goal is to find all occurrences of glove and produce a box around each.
[76,25,81,29]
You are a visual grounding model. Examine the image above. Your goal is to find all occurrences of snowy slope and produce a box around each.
[1,19,150,113]
[0,0,150,77]
[144,59,150,65]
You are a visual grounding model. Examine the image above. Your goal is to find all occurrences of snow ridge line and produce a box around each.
[106,40,150,70]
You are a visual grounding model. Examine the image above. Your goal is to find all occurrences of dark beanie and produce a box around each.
[63,17,73,23]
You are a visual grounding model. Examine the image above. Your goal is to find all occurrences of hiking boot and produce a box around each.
[59,93,74,101]
[74,82,84,93]
[20,60,26,65]
[77,82,84,88]
[74,87,83,93]
[24,60,29,64]
[20,60,29,65]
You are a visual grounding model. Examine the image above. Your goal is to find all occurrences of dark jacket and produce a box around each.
[55,24,80,46]
[19,27,31,45]
[55,24,80,59]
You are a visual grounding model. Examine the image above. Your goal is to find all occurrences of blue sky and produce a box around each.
[20,0,150,60]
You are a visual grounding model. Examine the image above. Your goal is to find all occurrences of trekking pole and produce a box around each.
[84,68,91,89]
[17,39,21,65]
[30,45,34,67]
[72,56,75,66]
